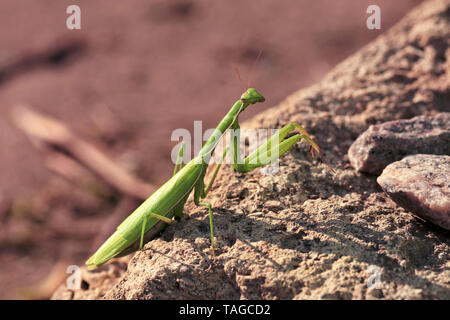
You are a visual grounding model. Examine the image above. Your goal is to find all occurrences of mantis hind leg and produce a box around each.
[139,218,147,250]
[139,212,173,250]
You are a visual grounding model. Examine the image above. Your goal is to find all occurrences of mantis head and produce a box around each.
[240,88,265,105]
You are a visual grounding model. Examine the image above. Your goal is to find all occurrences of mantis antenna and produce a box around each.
[234,47,264,90]
[234,67,246,92]
[247,48,263,89]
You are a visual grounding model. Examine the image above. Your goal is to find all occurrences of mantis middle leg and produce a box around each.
[193,147,229,253]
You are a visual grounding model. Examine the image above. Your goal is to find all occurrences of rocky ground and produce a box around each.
[52,0,450,300]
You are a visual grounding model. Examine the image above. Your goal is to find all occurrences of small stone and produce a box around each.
[377,154,450,230]
[348,113,450,175]
[265,200,283,211]
[366,288,384,299]
[264,200,283,211]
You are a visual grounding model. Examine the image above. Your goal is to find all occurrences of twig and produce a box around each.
[16,259,70,300]
[12,105,155,200]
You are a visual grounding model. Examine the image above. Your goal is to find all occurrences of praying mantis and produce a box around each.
[86,87,329,269]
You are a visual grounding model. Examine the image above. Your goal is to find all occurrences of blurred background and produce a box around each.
[0,0,422,299]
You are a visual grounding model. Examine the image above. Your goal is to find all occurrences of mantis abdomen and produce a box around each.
[86,162,203,267]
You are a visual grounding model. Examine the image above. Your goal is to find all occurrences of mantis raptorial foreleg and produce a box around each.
[231,122,328,173]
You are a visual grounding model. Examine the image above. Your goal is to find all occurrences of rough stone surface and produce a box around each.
[52,0,450,300]
[348,113,450,175]
[377,154,450,230]
[51,258,129,300]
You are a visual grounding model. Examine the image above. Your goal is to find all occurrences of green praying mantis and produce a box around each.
[86,87,330,269]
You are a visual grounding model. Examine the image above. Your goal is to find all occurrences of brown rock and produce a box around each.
[377,154,450,230]
[348,113,450,175]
